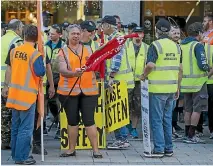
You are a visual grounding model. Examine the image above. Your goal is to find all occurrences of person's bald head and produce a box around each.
[7,19,24,37]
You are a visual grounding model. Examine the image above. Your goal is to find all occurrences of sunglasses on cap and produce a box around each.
[51,24,62,33]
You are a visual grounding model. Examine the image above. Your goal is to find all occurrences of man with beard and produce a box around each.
[169,26,185,140]
[203,15,213,45]
[126,26,149,139]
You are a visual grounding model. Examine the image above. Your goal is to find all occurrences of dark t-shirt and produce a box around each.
[5,43,51,66]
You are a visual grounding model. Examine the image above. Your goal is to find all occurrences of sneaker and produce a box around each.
[43,128,48,136]
[174,125,184,132]
[209,133,213,139]
[183,136,205,144]
[165,151,174,157]
[172,132,183,141]
[32,145,48,155]
[15,158,36,165]
[54,129,61,139]
[195,131,204,137]
[122,139,130,148]
[130,129,138,139]
[143,151,164,158]
[107,140,128,149]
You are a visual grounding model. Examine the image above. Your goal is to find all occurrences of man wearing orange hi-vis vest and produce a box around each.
[2,25,45,165]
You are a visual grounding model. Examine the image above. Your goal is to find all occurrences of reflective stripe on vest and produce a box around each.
[149,80,178,84]
[153,66,180,71]
[9,50,39,95]
[7,98,32,108]
[183,42,208,78]
[9,36,21,48]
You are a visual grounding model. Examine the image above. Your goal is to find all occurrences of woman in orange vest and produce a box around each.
[2,25,45,165]
[57,24,102,158]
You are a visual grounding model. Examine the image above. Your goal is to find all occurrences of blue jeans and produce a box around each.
[114,126,128,141]
[149,93,174,153]
[11,103,36,161]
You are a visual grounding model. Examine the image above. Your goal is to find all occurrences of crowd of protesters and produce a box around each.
[1,10,213,164]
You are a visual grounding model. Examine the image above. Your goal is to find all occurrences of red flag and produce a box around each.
[36,0,44,128]
[84,33,138,75]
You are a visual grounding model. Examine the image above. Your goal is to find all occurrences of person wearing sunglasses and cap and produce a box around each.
[126,26,149,139]
[80,20,99,53]
[141,18,182,158]
[42,11,53,42]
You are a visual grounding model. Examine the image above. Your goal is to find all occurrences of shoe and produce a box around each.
[130,129,139,139]
[165,151,174,157]
[43,128,48,135]
[195,131,204,137]
[174,125,183,132]
[203,121,208,126]
[1,144,11,150]
[32,145,48,155]
[54,129,61,139]
[122,139,130,148]
[183,136,205,144]
[107,140,129,149]
[172,132,183,141]
[209,133,213,139]
[143,151,164,158]
[15,158,36,165]
[93,152,103,158]
[60,151,76,157]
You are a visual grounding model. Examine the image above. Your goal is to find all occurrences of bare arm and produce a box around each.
[178,64,183,90]
[4,65,11,87]
[143,62,155,77]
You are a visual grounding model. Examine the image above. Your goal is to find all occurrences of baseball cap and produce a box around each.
[126,22,138,29]
[99,15,117,26]
[51,24,62,34]
[156,18,171,32]
[132,26,144,32]
[61,21,70,29]
[42,11,53,17]
[187,22,203,34]
[80,20,97,32]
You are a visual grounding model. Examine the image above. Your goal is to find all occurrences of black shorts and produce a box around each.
[58,93,98,127]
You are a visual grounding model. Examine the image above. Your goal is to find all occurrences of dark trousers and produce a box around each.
[33,101,41,146]
[208,84,213,133]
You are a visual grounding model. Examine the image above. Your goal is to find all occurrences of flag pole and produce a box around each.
[37,0,45,162]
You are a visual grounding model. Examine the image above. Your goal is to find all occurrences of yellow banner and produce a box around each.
[105,81,129,133]
[60,82,106,150]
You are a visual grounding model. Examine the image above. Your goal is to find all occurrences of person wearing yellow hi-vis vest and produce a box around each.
[204,43,213,139]
[100,15,134,149]
[180,22,210,144]
[1,19,24,150]
[126,26,149,139]
[141,19,182,158]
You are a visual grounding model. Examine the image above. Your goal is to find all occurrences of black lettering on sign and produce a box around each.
[82,128,88,147]
[97,127,103,146]
[105,107,112,128]
[111,103,117,124]
[121,98,128,120]
[14,51,27,61]
[117,101,121,122]
[76,128,81,146]
[105,89,109,105]
[61,128,68,148]
[116,82,121,100]
[110,87,116,103]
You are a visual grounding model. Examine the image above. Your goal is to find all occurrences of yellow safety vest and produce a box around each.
[127,41,149,81]
[91,40,99,52]
[1,30,22,87]
[205,43,213,84]
[106,32,134,89]
[181,41,208,92]
[148,38,181,93]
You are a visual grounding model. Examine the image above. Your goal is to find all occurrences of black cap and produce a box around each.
[99,15,117,26]
[42,11,53,17]
[132,26,144,32]
[156,18,171,32]
[187,22,203,34]
[62,21,70,29]
[127,22,138,29]
[80,20,97,32]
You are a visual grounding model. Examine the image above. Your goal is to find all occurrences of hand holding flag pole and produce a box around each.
[48,33,139,131]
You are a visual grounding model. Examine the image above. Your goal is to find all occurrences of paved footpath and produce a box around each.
[2,127,213,165]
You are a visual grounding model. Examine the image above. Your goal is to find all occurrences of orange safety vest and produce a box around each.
[203,31,213,45]
[57,45,98,96]
[6,43,40,111]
